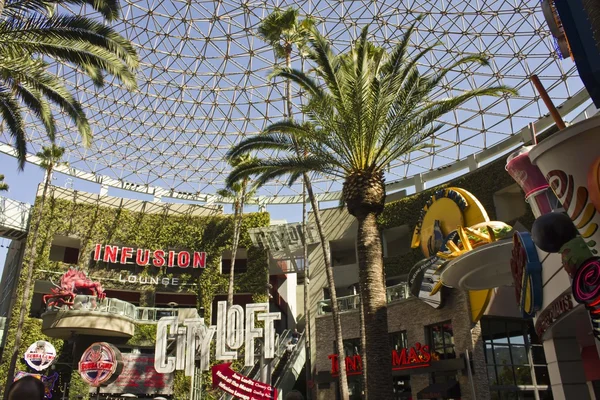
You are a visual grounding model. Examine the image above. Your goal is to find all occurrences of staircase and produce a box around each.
[219,329,296,400]
[273,332,306,397]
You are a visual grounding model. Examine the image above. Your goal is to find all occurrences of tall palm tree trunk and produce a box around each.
[359,294,367,398]
[227,193,244,307]
[4,168,52,396]
[356,212,392,398]
[304,177,350,400]
[302,179,312,399]
[285,50,349,400]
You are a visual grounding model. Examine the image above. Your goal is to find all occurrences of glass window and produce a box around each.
[427,321,456,360]
[482,318,550,399]
[389,331,408,351]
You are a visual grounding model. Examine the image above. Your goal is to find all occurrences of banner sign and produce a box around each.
[408,257,445,309]
[212,363,278,400]
[248,223,319,259]
[511,232,543,318]
[79,342,124,387]
[24,341,56,371]
[155,301,281,375]
[328,342,431,376]
[14,372,58,399]
[93,244,206,268]
[101,354,173,395]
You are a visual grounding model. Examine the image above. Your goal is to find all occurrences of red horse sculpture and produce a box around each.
[43,268,105,308]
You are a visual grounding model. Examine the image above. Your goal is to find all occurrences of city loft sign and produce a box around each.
[93,244,206,268]
[154,301,281,376]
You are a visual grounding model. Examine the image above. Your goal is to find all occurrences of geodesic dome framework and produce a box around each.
[0,0,590,204]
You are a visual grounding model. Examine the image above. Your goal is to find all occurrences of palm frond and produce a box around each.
[4,0,121,21]
[0,89,27,168]
[226,133,297,160]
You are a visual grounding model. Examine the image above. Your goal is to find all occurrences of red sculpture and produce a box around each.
[43,268,105,308]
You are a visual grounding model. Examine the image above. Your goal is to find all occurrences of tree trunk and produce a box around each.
[304,177,350,400]
[286,49,348,399]
[227,195,243,308]
[302,179,312,400]
[4,168,52,397]
[356,212,393,399]
[359,293,368,398]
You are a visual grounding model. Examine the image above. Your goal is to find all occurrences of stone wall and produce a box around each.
[314,290,490,400]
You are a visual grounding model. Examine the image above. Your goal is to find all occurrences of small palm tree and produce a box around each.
[257,8,351,399]
[0,174,7,191]
[0,0,138,168]
[5,144,67,389]
[217,155,259,308]
[228,20,516,398]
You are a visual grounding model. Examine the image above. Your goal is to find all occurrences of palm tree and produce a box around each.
[228,21,516,398]
[257,9,351,399]
[0,0,138,168]
[0,174,7,192]
[217,155,259,308]
[5,144,66,391]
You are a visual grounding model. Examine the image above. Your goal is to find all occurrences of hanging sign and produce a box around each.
[572,257,600,341]
[212,363,278,400]
[328,342,431,376]
[154,301,281,376]
[248,223,319,259]
[511,232,543,318]
[79,342,124,387]
[93,244,206,268]
[24,341,56,371]
[101,354,173,395]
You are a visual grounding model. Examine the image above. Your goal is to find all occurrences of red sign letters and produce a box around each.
[328,342,431,376]
[93,244,206,268]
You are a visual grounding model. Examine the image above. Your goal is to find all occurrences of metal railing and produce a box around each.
[0,196,31,233]
[44,295,184,323]
[317,282,410,315]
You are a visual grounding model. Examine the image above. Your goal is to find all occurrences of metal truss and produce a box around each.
[0,0,589,204]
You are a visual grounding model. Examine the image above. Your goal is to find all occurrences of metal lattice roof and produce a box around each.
[0,0,588,204]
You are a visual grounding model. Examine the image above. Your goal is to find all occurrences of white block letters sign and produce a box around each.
[154,301,281,375]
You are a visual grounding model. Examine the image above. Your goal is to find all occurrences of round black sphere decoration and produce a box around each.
[531,212,578,253]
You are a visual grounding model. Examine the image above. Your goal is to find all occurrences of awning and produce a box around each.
[417,380,461,399]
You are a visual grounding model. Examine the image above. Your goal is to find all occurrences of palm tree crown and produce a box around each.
[0,174,8,192]
[0,0,139,168]
[228,22,516,200]
[37,143,66,171]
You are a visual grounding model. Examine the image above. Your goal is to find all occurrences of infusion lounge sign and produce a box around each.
[328,342,431,376]
[154,301,281,376]
[93,244,206,268]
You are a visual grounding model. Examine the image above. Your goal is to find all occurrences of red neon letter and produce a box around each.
[120,247,133,264]
[93,244,102,261]
[193,252,206,268]
[167,251,175,268]
[178,251,190,268]
[153,250,165,267]
[136,249,150,266]
[104,246,118,263]
[328,354,339,375]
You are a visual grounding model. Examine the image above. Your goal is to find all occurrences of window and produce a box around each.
[482,318,552,400]
[49,235,81,264]
[427,321,456,360]
[389,331,408,351]
[221,248,248,274]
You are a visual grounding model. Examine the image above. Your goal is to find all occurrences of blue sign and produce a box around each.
[511,232,543,318]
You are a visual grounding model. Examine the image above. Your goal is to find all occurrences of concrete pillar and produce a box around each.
[543,336,591,400]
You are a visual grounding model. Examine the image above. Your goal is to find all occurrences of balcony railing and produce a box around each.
[44,295,183,323]
[317,282,410,315]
